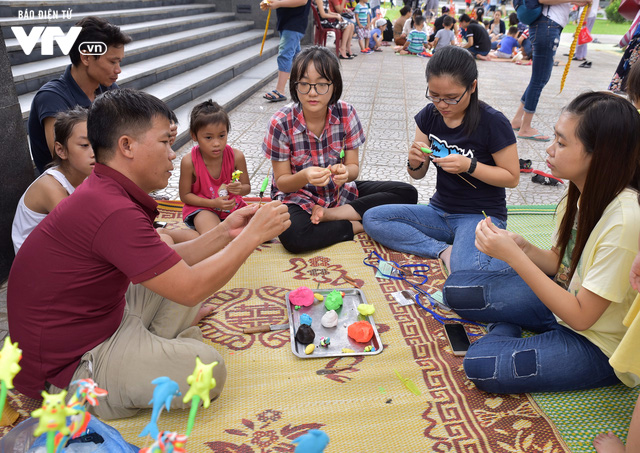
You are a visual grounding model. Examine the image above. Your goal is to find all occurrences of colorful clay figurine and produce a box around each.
[347,321,374,343]
[183,357,218,436]
[364,345,374,352]
[140,431,188,453]
[319,337,330,348]
[324,290,343,311]
[139,377,182,440]
[56,379,108,449]
[292,429,330,453]
[299,313,312,326]
[357,303,375,316]
[295,324,315,344]
[231,170,243,182]
[290,286,314,307]
[321,310,338,328]
[0,336,21,417]
[32,391,78,453]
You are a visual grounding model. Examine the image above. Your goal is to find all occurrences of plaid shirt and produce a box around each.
[263,100,366,214]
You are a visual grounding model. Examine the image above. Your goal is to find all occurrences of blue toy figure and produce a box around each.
[138,377,181,440]
[292,429,329,453]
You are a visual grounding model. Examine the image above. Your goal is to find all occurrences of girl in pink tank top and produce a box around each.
[179,100,250,235]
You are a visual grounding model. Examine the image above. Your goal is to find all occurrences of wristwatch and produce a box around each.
[467,157,477,174]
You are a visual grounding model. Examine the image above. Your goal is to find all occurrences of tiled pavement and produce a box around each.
[152,32,625,206]
[0,31,626,342]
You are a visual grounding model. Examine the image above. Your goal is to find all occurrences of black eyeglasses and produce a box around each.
[425,86,469,105]
[295,82,332,95]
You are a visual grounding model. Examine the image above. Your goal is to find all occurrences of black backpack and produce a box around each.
[512,0,542,25]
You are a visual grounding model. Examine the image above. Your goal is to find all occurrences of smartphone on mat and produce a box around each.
[444,323,471,357]
[153,221,168,229]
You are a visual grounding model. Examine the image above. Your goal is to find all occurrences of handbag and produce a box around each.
[578,25,593,45]
[619,0,640,21]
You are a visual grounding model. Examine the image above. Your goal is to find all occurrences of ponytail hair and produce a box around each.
[425,46,481,136]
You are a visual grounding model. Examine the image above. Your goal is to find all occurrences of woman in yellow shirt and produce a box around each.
[443,91,640,394]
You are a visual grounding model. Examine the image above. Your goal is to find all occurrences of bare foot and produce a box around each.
[439,245,453,274]
[191,304,216,326]
[593,432,626,453]
[351,220,364,234]
[311,205,325,224]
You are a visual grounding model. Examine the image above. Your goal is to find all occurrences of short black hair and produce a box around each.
[88,88,177,163]
[399,6,412,15]
[69,16,132,66]
[508,26,518,35]
[414,15,426,26]
[289,46,342,106]
[459,13,471,23]
[189,100,230,136]
[443,15,454,27]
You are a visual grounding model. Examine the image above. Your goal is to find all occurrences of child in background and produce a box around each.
[180,100,250,236]
[399,15,429,55]
[369,18,387,51]
[394,9,423,51]
[12,107,94,253]
[490,26,518,59]
[354,0,372,52]
[433,15,456,53]
[263,46,417,253]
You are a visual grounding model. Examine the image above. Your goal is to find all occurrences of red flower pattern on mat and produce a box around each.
[199,287,290,351]
[206,410,325,453]
[284,256,364,288]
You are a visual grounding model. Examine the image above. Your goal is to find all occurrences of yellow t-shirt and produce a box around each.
[554,188,640,387]
[610,294,640,383]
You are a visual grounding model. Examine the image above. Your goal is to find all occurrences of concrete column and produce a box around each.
[0,27,34,282]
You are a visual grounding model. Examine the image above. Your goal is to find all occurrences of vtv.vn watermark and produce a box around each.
[12,9,106,56]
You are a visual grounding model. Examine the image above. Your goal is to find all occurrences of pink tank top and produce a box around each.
[182,144,247,220]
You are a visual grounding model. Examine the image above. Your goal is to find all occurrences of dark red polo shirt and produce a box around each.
[7,163,181,399]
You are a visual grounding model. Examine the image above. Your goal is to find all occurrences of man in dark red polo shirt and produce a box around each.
[8,89,291,420]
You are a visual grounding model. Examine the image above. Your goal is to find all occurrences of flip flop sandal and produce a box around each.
[517,134,550,142]
[532,173,559,186]
[263,90,287,102]
[579,61,592,68]
[519,158,532,170]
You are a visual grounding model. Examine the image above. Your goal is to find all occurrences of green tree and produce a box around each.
[605,0,628,23]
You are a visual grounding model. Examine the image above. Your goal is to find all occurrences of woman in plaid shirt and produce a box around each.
[263,46,417,253]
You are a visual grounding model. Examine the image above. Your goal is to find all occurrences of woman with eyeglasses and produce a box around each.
[363,46,519,273]
[262,46,418,253]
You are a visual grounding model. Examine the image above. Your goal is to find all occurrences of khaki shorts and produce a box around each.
[52,284,226,420]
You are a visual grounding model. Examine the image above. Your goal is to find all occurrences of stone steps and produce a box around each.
[5,0,279,163]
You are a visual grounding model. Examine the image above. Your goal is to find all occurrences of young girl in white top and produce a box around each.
[444,91,640,394]
[12,107,94,253]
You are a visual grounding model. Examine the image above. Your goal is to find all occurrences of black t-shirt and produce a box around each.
[28,65,116,174]
[414,103,516,221]
[466,22,491,52]
[277,0,311,33]
[430,15,457,41]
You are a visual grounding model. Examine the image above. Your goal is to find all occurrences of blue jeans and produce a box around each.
[520,16,562,113]
[277,30,304,73]
[362,204,509,272]
[442,269,620,393]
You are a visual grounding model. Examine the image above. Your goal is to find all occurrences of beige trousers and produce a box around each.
[53,284,226,420]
